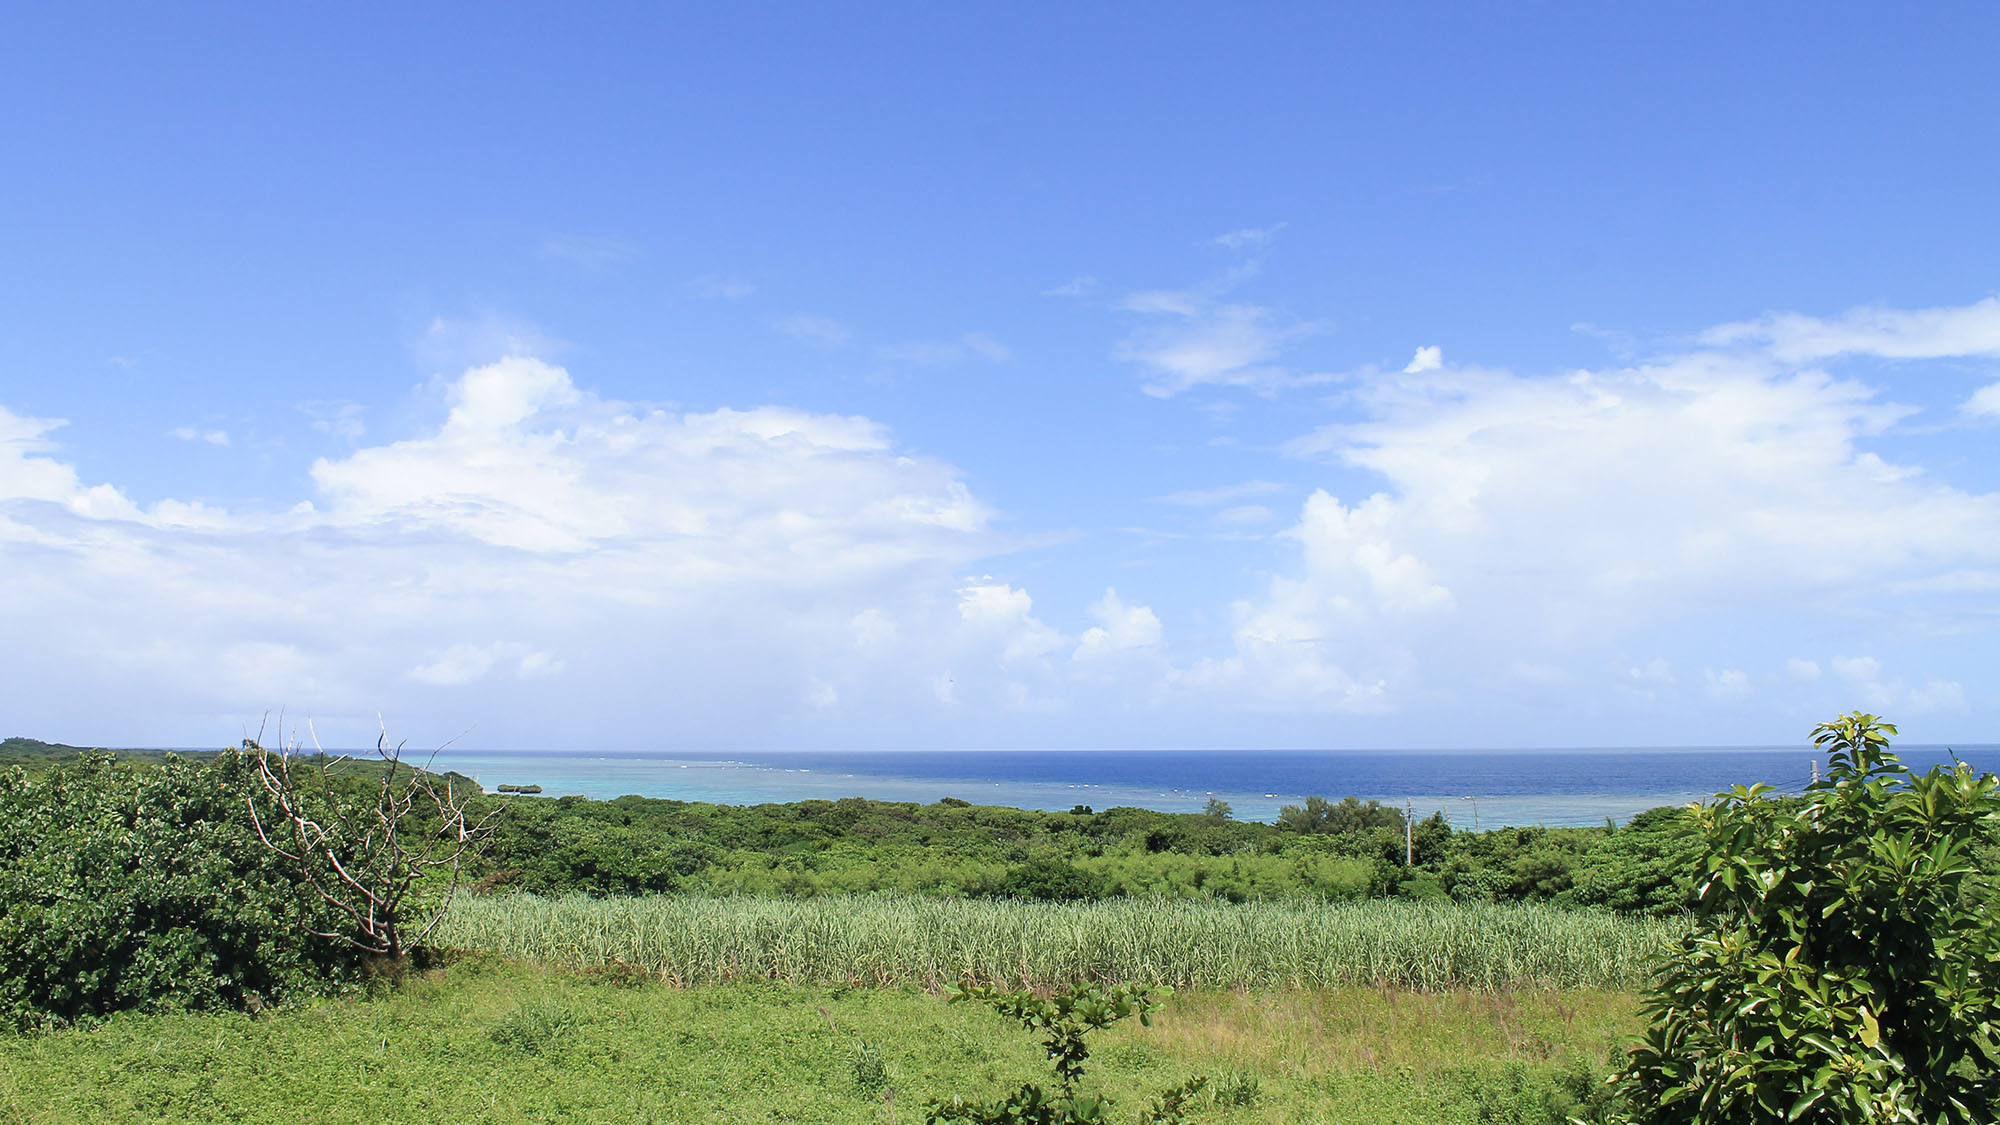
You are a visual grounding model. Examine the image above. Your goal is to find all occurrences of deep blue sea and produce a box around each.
[422,745,2000,828]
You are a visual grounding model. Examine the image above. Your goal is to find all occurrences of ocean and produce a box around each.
[423,744,2000,828]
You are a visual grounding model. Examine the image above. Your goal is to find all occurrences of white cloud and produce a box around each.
[956,581,1063,665]
[1042,276,1098,298]
[1229,337,2000,716]
[1705,668,1751,700]
[0,359,1024,747]
[1702,296,2000,363]
[1627,659,1676,686]
[1832,655,1882,683]
[1212,224,1286,251]
[1908,679,1967,713]
[418,313,565,369]
[1402,346,1442,374]
[961,332,1012,362]
[775,315,851,349]
[1071,589,1162,661]
[804,677,839,709]
[300,400,366,442]
[1786,658,1822,682]
[169,426,230,446]
[1117,298,1324,397]
[409,642,560,686]
[1963,381,2000,420]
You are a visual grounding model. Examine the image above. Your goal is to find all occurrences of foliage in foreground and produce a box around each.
[0,752,359,1030]
[1609,714,2000,1123]
[0,959,1641,1124]
[928,982,1206,1124]
[438,892,1680,992]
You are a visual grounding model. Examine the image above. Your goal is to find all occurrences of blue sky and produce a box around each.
[3,4,1996,751]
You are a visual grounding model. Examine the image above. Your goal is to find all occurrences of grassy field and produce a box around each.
[0,957,1639,1124]
[437,893,1681,991]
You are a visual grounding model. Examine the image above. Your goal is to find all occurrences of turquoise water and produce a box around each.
[423,745,2000,828]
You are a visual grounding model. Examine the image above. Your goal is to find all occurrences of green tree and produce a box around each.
[1608,713,2000,1123]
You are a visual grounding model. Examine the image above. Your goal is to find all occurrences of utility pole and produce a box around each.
[1405,798,1414,866]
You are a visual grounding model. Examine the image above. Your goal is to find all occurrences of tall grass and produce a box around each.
[438,893,1681,992]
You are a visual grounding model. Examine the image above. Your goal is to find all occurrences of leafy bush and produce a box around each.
[925,981,1205,1124]
[488,998,580,1056]
[1607,713,2000,1123]
[851,1037,890,1093]
[0,751,359,1030]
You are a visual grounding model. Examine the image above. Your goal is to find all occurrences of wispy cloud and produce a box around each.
[875,332,1011,367]
[1042,276,1098,298]
[775,314,851,349]
[1116,296,1324,397]
[169,426,230,446]
[1962,381,2000,420]
[416,313,566,369]
[1150,480,1283,507]
[540,234,639,267]
[687,275,755,300]
[1702,296,2000,363]
[299,400,365,442]
[1212,223,1286,251]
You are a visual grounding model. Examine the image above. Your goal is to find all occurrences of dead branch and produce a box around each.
[244,716,498,962]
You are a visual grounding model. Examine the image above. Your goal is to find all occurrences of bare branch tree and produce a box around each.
[245,716,497,965]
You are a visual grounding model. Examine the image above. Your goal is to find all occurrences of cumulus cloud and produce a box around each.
[1403,346,1442,374]
[1071,589,1162,661]
[1197,307,2000,721]
[0,359,1013,747]
[1705,668,1751,700]
[956,581,1063,665]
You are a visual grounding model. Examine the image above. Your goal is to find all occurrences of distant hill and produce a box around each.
[1,735,479,791]
[2,736,103,762]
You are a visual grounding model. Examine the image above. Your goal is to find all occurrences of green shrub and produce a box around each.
[925,981,1205,1124]
[0,751,358,1030]
[1608,713,2000,1123]
[488,998,579,1056]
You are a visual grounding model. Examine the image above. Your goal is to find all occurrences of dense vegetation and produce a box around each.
[0,751,362,1030]
[439,893,1678,992]
[7,712,1996,1122]
[475,789,1706,915]
[0,961,1641,1125]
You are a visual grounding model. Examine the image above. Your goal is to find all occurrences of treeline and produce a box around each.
[473,789,1707,915]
